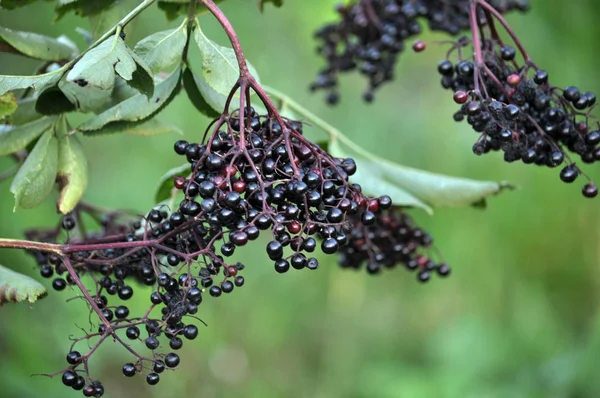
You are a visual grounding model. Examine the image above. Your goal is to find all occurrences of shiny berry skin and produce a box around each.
[321,238,339,254]
[66,351,81,365]
[174,140,189,155]
[165,353,180,368]
[274,259,290,273]
[559,165,579,183]
[126,326,140,340]
[122,363,136,377]
[209,285,222,297]
[146,373,160,385]
[153,361,166,374]
[62,371,78,386]
[453,91,468,104]
[582,183,598,198]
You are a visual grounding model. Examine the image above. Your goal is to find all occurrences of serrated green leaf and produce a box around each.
[35,85,76,115]
[0,66,67,96]
[193,24,261,112]
[55,0,117,21]
[10,129,59,210]
[259,0,283,11]
[183,67,219,118]
[0,264,47,306]
[57,132,87,214]
[59,34,153,112]
[0,92,17,119]
[0,26,77,61]
[0,116,54,156]
[155,163,190,204]
[125,118,183,136]
[328,138,511,214]
[78,67,182,134]
[134,24,187,74]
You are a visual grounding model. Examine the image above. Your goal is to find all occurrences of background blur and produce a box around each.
[1,1,600,397]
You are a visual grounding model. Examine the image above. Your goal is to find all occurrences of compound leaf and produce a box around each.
[155,163,190,204]
[0,26,77,61]
[57,132,87,214]
[328,138,511,214]
[134,24,188,74]
[10,129,59,210]
[0,265,47,306]
[0,116,54,156]
[78,67,182,134]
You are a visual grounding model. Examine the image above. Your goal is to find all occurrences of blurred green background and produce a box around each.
[1,1,600,397]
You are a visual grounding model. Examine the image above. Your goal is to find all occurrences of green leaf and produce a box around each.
[0,92,17,119]
[78,67,182,134]
[0,116,54,156]
[155,163,190,204]
[10,129,59,210]
[0,26,77,61]
[259,0,283,11]
[182,67,219,118]
[57,133,88,214]
[88,0,134,41]
[328,138,511,214]
[0,265,47,306]
[193,24,261,112]
[55,0,117,21]
[134,24,188,74]
[0,66,67,96]
[125,118,183,136]
[59,34,154,112]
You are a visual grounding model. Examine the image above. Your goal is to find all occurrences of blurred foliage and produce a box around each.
[1,1,600,397]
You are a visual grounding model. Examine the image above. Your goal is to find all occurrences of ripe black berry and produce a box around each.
[183,324,199,340]
[560,165,579,183]
[165,353,180,368]
[583,183,598,198]
[62,371,78,387]
[209,285,222,297]
[126,326,140,340]
[66,351,81,365]
[146,373,160,385]
[122,363,136,377]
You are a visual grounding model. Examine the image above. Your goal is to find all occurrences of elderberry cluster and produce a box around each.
[311,0,528,103]
[172,107,389,274]
[24,107,414,396]
[437,42,599,197]
[339,207,450,282]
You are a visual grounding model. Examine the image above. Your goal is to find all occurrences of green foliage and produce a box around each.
[54,0,117,21]
[9,129,58,210]
[0,116,54,156]
[192,22,261,112]
[157,0,226,21]
[0,264,46,305]
[56,129,87,214]
[329,138,512,213]
[182,67,220,117]
[0,25,77,61]
[60,34,153,112]
[77,67,181,134]
[133,22,188,74]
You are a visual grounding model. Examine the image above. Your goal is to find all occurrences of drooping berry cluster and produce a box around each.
[311,0,528,103]
[172,107,390,273]
[436,4,598,197]
[25,105,438,396]
[339,207,450,282]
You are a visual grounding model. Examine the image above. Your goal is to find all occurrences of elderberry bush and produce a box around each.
[311,0,528,103]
